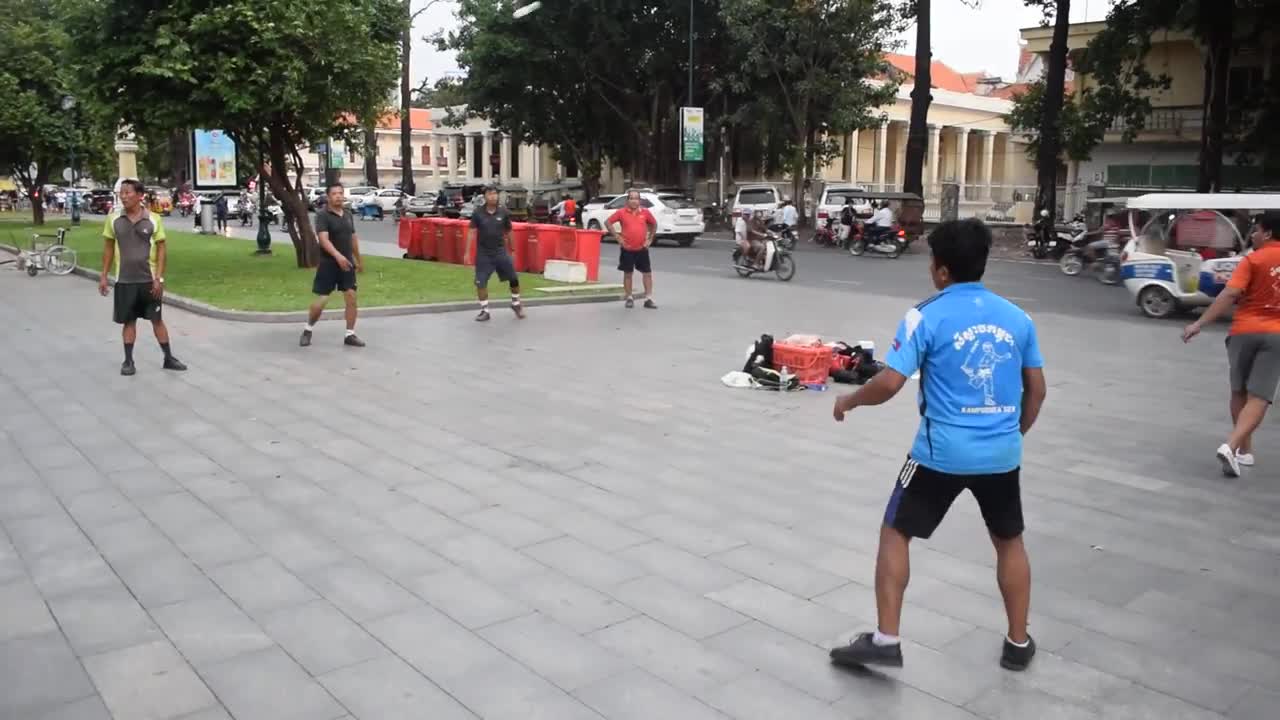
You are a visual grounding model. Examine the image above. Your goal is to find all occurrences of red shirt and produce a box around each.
[606,207,657,251]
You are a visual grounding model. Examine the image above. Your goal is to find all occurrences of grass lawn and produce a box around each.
[0,213,602,312]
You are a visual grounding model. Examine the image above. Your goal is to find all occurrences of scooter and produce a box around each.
[1060,234,1122,285]
[813,217,840,247]
[1025,210,1081,260]
[732,231,796,281]
[768,223,798,250]
[848,222,907,259]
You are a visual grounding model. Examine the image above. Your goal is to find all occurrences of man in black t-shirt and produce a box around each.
[465,186,525,321]
[300,183,366,347]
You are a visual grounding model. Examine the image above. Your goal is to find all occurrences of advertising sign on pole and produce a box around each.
[190,129,239,189]
[680,107,704,163]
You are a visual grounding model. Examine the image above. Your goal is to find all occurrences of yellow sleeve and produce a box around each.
[151,213,167,242]
[103,215,115,240]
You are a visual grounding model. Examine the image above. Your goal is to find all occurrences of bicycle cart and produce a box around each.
[2,228,78,277]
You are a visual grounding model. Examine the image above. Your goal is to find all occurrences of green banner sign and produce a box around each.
[680,107,704,163]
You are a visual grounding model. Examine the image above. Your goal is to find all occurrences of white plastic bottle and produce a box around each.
[779,365,791,389]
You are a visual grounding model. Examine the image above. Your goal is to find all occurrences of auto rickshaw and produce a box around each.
[839,190,924,248]
[1120,193,1280,319]
[146,187,174,216]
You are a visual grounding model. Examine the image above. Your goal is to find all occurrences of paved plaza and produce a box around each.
[1,260,1278,720]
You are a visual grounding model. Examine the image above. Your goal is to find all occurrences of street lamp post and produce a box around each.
[402,0,447,197]
[683,0,694,199]
[61,96,81,226]
[255,139,272,255]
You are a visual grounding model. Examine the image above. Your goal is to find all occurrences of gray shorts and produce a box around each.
[1227,333,1280,403]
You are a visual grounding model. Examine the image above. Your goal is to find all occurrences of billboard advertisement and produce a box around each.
[190,129,238,189]
[680,107,704,162]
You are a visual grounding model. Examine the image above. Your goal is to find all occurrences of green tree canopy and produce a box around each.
[65,0,403,266]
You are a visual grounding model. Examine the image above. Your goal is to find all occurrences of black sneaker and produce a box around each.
[299,329,312,347]
[512,303,526,319]
[343,334,366,347]
[624,297,635,309]
[475,310,491,322]
[829,633,903,669]
[120,361,136,377]
[643,299,658,309]
[162,356,187,371]
[1000,635,1036,671]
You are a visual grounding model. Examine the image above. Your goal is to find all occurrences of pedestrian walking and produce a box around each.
[98,179,187,376]
[300,183,365,347]
[606,189,658,309]
[214,193,229,233]
[828,218,1046,673]
[464,185,525,322]
[1182,211,1280,476]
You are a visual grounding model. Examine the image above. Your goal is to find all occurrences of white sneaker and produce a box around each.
[1236,451,1255,467]
[1217,444,1241,478]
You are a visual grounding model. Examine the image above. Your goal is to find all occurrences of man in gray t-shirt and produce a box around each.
[98,179,186,376]
[465,186,525,321]
[301,183,365,347]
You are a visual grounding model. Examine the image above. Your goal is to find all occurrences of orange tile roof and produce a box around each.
[336,108,434,131]
[884,53,982,94]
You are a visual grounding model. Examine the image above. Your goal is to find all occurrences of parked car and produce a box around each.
[440,183,487,217]
[580,194,620,220]
[405,193,438,217]
[86,189,115,214]
[583,191,704,246]
[731,184,781,220]
[367,188,408,212]
[345,186,380,208]
[817,183,872,225]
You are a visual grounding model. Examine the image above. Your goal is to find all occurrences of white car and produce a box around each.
[817,183,872,226]
[367,188,408,212]
[584,191,704,247]
[345,186,379,208]
[731,184,781,220]
[580,194,620,219]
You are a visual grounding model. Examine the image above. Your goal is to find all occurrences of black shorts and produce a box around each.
[618,248,652,274]
[113,282,162,324]
[312,259,357,296]
[476,253,518,287]
[883,457,1024,540]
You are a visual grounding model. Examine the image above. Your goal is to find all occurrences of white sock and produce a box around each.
[1006,635,1030,648]
[479,300,489,310]
[872,631,900,646]
[304,323,315,332]
[511,293,521,306]
[345,329,355,337]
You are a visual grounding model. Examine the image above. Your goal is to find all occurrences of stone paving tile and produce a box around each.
[318,655,477,720]
[81,640,219,720]
[259,599,387,676]
[150,594,275,668]
[708,544,849,600]
[31,695,113,720]
[611,575,749,640]
[458,505,564,548]
[590,615,751,694]
[574,668,730,720]
[198,646,346,720]
[407,566,535,630]
[112,550,220,610]
[523,536,645,588]
[706,578,857,646]
[206,555,319,619]
[300,558,422,623]
[618,541,747,595]
[510,571,637,634]
[430,531,548,585]
[47,582,165,657]
[365,605,508,683]
[0,578,60,644]
[478,612,631,692]
[0,630,98,718]
[698,670,850,720]
[441,656,607,720]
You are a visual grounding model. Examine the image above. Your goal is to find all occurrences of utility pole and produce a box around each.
[685,0,694,198]
[401,0,445,195]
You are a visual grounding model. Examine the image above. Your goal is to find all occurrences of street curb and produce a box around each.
[0,243,623,323]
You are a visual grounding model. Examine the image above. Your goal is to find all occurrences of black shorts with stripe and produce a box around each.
[883,457,1024,540]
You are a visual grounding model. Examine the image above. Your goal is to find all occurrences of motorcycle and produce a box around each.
[848,222,907,259]
[1060,233,1122,285]
[1025,210,1081,260]
[768,223,798,250]
[177,193,195,217]
[732,230,796,281]
[813,216,840,247]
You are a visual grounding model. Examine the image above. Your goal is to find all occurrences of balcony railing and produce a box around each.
[1108,106,1202,135]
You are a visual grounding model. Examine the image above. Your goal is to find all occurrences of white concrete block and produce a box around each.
[544,260,588,284]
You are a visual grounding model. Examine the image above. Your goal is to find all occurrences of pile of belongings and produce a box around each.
[721,334,885,390]
[830,341,886,385]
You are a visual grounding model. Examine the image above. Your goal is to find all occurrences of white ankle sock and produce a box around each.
[345,329,355,337]
[304,323,315,332]
[872,631,900,646]
[1006,635,1030,648]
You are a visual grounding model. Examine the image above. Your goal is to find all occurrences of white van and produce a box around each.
[732,184,781,220]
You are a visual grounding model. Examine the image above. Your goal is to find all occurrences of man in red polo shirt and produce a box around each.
[606,190,658,309]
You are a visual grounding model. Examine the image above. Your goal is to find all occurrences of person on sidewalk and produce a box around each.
[214,193,229,233]
[98,179,187,376]
[300,183,365,347]
[464,185,525,322]
[606,189,658,309]
[1182,211,1280,476]
[828,218,1047,673]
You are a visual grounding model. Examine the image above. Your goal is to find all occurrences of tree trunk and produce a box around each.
[902,0,932,198]
[1197,3,1232,193]
[364,124,380,187]
[170,128,189,188]
[399,0,415,195]
[267,129,319,268]
[1034,0,1071,225]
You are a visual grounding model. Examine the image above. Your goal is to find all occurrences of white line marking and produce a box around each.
[991,257,1055,266]
[825,279,864,286]
[1004,296,1037,302]
[689,265,722,272]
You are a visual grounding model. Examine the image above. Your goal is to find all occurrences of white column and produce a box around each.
[980,130,996,200]
[481,132,493,180]
[532,144,542,183]
[499,134,511,183]
[875,123,888,192]
[1002,133,1018,199]
[955,128,970,199]
[893,123,907,192]
[926,124,941,192]
[846,130,859,182]
[452,134,464,178]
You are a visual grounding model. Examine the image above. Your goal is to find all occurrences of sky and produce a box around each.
[407,0,1114,90]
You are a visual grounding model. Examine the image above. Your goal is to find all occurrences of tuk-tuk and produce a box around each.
[843,190,924,246]
[147,187,173,216]
[529,183,585,223]
[502,185,531,222]
[1120,193,1280,319]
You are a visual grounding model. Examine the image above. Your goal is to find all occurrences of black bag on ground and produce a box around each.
[743,334,775,373]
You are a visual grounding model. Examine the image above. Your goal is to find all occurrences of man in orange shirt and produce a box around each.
[606,190,658,309]
[1183,211,1280,476]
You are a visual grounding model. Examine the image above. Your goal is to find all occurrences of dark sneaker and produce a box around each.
[120,361,136,377]
[299,329,312,347]
[343,334,366,347]
[624,297,635,309]
[643,299,658,309]
[162,356,187,371]
[829,633,903,669]
[1000,635,1036,671]
[475,310,491,322]
[512,303,526,319]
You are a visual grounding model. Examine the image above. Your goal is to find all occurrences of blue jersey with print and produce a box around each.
[884,282,1043,475]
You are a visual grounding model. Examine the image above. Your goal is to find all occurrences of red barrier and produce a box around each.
[416,219,437,259]
[400,217,601,281]
[509,223,535,272]
[574,229,603,282]
[397,217,416,250]
[449,220,472,266]
[434,219,458,264]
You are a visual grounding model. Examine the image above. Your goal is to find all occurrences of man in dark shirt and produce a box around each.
[300,183,365,347]
[465,186,525,321]
[98,179,187,376]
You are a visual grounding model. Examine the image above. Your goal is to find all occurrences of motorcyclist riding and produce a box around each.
[867,199,895,243]
[735,210,770,269]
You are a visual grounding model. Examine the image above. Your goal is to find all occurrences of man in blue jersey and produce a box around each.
[828,218,1048,672]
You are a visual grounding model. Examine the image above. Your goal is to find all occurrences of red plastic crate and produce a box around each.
[772,343,833,384]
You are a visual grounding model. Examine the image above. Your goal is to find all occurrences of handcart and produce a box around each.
[2,228,78,277]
